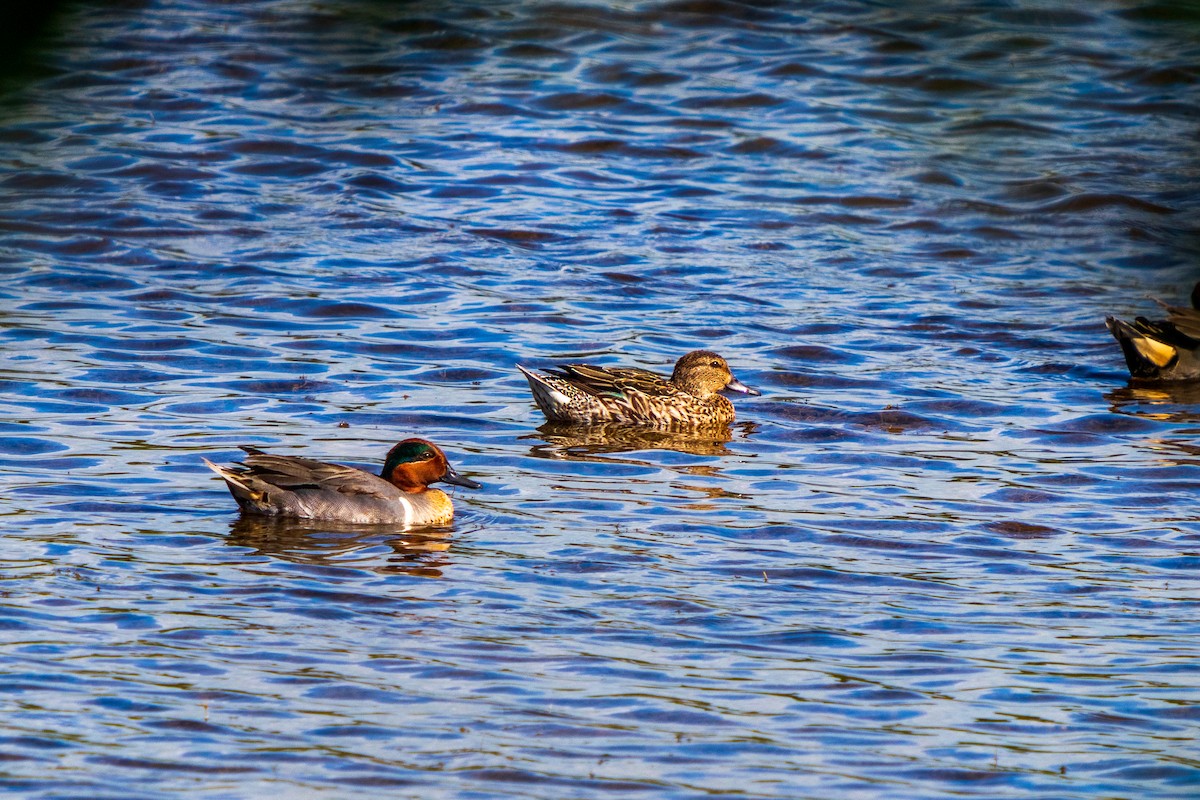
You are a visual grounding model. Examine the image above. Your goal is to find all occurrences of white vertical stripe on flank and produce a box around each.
[397,495,414,527]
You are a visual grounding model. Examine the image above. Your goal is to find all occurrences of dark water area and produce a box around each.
[1,0,1199,797]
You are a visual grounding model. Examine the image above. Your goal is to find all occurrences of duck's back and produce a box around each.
[1164,305,1200,340]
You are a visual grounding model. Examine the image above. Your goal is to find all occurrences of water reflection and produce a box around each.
[522,420,756,458]
[225,516,453,578]
[1106,382,1200,423]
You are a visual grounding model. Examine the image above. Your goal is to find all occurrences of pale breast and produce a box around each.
[409,489,455,526]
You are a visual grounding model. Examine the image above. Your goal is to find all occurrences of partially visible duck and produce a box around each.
[517,349,760,426]
[1106,281,1200,381]
[203,438,481,526]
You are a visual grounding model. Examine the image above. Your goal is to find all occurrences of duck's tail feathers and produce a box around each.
[202,457,265,503]
[1106,315,1179,377]
[517,364,573,411]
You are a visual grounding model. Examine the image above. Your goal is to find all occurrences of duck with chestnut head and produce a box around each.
[203,438,480,526]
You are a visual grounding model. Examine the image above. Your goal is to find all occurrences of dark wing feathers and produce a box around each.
[1164,307,1200,340]
[1132,316,1200,349]
[552,364,679,399]
[238,452,392,498]
[1149,289,1200,339]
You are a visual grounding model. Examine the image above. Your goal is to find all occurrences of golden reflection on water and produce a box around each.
[522,421,758,458]
[1106,382,1200,423]
[225,516,453,577]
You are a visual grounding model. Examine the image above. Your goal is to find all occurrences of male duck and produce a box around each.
[203,438,481,526]
[517,349,760,426]
[1106,281,1200,381]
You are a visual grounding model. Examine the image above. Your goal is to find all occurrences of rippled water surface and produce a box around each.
[2,0,1200,797]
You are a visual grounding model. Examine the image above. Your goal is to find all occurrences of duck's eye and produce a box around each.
[420,451,435,460]
[709,360,721,368]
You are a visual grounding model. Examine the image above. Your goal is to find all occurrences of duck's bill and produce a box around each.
[442,465,483,490]
[724,377,761,396]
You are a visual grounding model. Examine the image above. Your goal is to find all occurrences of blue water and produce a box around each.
[1,0,1199,797]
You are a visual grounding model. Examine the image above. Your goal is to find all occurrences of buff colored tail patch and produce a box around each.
[202,457,264,501]
[1130,335,1178,368]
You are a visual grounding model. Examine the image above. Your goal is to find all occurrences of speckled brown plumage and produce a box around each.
[518,350,760,426]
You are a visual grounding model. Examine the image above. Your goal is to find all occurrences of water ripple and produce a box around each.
[0,0,1197,798]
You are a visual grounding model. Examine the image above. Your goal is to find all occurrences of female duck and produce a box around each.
[1106,281,1200,381]
[517,349,760,426]
[203,438,481,526]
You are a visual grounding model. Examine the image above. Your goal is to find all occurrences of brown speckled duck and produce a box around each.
[1106,281,1200,382]
[203,438,480,526]
[517,350,760,426]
